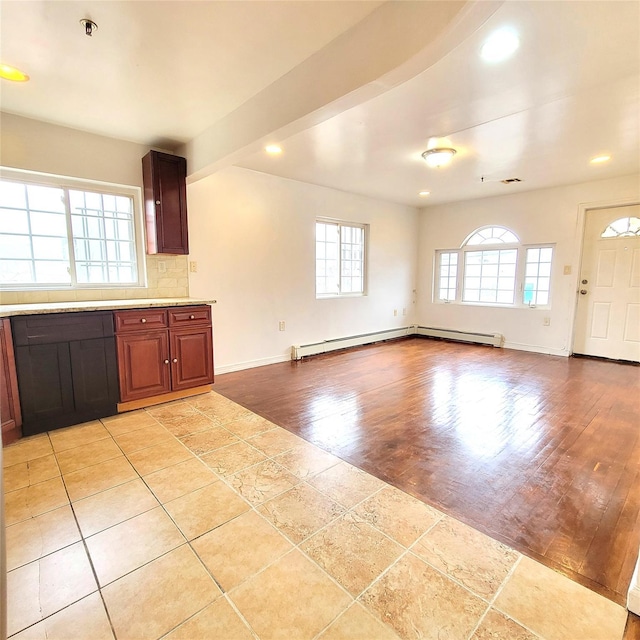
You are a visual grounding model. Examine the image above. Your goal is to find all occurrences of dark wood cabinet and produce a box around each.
[170,327,214,391]
[12,312,118,436]
[115,305,213,405]
[1,318,22,446]
[142,151,189,255]
[116,330,171,402]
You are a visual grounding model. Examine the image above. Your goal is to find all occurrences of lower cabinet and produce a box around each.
[1,318,22,445]
[115,305,214,404]
[12,312,119,436]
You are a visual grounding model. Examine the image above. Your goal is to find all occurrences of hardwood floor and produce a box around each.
[212,337,640,605]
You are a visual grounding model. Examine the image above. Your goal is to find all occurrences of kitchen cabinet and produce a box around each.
[142,150,189,255]
[1,318,22,446]
[12,312,118,436]
[115,305,213,404]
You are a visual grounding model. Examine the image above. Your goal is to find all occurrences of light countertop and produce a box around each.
[0,297,217,317]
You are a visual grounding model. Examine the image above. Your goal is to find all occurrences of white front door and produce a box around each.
[573,204,640,362]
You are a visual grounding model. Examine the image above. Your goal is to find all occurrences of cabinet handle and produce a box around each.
[172,358,178,363]
[164,359,169,364]
[140,318,147,323]
[155,200,161,205]
[189,314,195,319]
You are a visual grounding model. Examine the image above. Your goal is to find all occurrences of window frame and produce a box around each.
[0,167,146,291]
[435,231,555,309]
[315,218,367,299]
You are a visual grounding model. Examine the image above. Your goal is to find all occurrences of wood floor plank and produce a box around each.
[213,337,640,604]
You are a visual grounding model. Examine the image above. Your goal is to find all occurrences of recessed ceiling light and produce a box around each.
[419,191,431,197]
[480,29,520,63]
[265,145,282,155]
[590,155,611,164]
[421,148,456,168]
[0,64,29,82]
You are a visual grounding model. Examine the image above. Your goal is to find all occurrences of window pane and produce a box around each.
[0,235,32,259]
[31,211,67,237]
[32,236,68,260]
[34,261,70,284]
[524,246,553,305]
[0,181,27,209]
[27,185,65,213]
[463,248,516,304]
[0,209,29,234]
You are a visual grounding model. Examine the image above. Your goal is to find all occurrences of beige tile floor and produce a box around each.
[2,391,628,640]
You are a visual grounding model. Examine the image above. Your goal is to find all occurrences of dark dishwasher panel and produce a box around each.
[12,311,118,436]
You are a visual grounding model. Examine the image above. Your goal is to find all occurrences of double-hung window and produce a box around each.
[435,226,554,307]
[316,219,366,297]
[0,169,145,289]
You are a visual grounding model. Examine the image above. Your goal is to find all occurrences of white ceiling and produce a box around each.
[1,1,639,207]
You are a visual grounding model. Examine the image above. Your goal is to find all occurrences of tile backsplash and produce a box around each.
[0,255,189,305]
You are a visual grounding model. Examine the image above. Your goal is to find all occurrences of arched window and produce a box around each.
[435,226,554,307]
[465,226,519,245]
[601,217,640,238]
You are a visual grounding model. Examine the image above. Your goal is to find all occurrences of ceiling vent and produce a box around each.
[501,177,522,184]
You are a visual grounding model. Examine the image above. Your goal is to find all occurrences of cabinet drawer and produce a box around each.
[168,305,211,327]
[12,311,114,346]
[114,309,168,333]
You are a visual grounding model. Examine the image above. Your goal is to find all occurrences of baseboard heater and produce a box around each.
[292,327,412,360]
[292,325,503,360]
[415,326,504,348]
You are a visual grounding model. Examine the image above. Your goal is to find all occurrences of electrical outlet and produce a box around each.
[157,261,166,273]
[543,317,551,326]
[189,261,198,273]
[563,265,571,275]
[279,321,285,331]
[393,309,398,316]
[403,308,407,316]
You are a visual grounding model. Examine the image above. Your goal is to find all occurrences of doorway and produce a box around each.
[573,204,640,362]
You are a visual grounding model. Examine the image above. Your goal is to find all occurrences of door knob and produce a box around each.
[580,289,588,295]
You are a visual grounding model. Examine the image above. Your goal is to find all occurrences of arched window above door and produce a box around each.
[601,217,640,238]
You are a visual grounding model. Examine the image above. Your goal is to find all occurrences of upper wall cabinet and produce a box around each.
[142,150,189,255]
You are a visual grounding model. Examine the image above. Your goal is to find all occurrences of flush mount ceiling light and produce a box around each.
[590,155,611,164]
[421,148,456,168]
[418,191,431,197]
[0,63,29,82]
[265,144,282,155]
[481,28,519,63]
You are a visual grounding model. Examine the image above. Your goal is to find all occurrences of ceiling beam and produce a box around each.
[181,0,502,183]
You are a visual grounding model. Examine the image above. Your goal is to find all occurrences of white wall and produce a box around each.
[417,174,640,356]
[187,167,418,372]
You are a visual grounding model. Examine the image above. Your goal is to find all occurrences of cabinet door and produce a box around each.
[1,318,22,445]
[169,326,214,391]
[70,337,118,419]
[142,151,189,255]
[15,343,75,437]
[116,331,171,403]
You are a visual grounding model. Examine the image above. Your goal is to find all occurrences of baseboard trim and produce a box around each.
[503,341,569,357]
[215,354,290,375]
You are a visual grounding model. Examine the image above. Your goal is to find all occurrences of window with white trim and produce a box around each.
[316,219,366,297]
[435,226,554,307]
[0,170,145,289]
